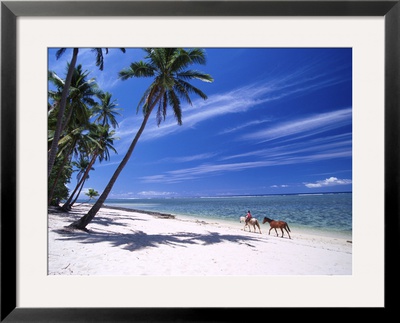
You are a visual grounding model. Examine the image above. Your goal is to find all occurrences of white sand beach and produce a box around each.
[48,204,352,276]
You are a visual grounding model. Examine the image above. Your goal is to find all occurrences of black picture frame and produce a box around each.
[1,0,399,321]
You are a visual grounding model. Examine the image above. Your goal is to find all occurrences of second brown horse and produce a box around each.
[262,217,291,239]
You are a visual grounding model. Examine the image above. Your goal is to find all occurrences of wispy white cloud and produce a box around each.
[304,177,352,188]
[139,146,351,184]
[161,153,217,163]
[240,108,352,143]
[141,161,270,184]
[114,63,350,152]
[105,111,352,185]
[96,159,123,168]
[218,119,271,135]
[138,116,352,184]
[221,132,351,162]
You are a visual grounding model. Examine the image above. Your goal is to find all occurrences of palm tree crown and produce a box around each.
[119,48,213,126]
[92,92,121,128]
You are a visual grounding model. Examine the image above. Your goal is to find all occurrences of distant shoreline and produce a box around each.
[103,204,176,219]
[94,191,353,200]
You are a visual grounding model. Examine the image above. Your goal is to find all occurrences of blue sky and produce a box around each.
[48,48,352,198]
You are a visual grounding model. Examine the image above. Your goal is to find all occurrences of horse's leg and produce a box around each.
[285,226,291,239]
[274,228,278,236]
[268,227,272,235]
[280,228,284,237]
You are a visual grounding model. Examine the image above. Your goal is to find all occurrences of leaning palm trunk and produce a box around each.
[62,152,97,211]
[70,178,87,207]
[68,103,156,231]
[48,48,79,178]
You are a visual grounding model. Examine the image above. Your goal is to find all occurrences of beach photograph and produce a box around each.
[48,47,353,276]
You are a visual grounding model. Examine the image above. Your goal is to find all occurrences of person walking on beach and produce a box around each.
[245,210,252,225]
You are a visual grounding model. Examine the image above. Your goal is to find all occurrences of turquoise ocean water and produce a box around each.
[98,192,352,239]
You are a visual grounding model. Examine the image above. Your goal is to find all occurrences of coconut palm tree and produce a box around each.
[68,48,213,231]
[85,188,99,202]
[48,65,100,205]
[48,65,98,140]
[92,92,121,128]
[48,47,126,178]
[63,65,99,130]
[62,125,118,211]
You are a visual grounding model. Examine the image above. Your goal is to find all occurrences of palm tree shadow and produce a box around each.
[53,229,265,252]
[89,215,147,228]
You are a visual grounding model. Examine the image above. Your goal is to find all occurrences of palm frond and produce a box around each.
[136,86,153,114]
[119,61,155,80]
[175,79,208,100]
[55,48,67,60]
[167,90,183,125]
[48,70,65,89]
[186,48,207,65]
[156,98,164,126]
[92,48,105,71]
[173,81,192,106]
[169,48,192,72]
[177,70,214,83]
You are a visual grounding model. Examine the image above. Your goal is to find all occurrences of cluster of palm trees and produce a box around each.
[48,48,214,231]
[48,61,120,209]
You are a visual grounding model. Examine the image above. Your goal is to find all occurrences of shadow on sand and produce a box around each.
[53,228,265,252]
[50,205,266,252]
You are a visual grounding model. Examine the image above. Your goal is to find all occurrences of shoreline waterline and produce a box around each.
[93,192,352,241]
[102,203,352,241]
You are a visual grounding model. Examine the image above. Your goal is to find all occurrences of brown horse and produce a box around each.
[262,217,291,239]
[240,216,262,234]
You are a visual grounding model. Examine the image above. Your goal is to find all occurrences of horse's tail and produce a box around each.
[286,223,291,232]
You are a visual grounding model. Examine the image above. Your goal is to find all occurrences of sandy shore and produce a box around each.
[48,204,352,276]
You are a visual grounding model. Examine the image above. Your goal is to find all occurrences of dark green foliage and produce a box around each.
[48,157,72,206]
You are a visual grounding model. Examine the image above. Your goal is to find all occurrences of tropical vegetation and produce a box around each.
[85,188,99,202]
[48,48,125,179]
[48,48,213,232]
[68,48,213,230]
[48,63,120,207]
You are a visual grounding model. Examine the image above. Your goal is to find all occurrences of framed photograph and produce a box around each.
[2,0,399,321]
